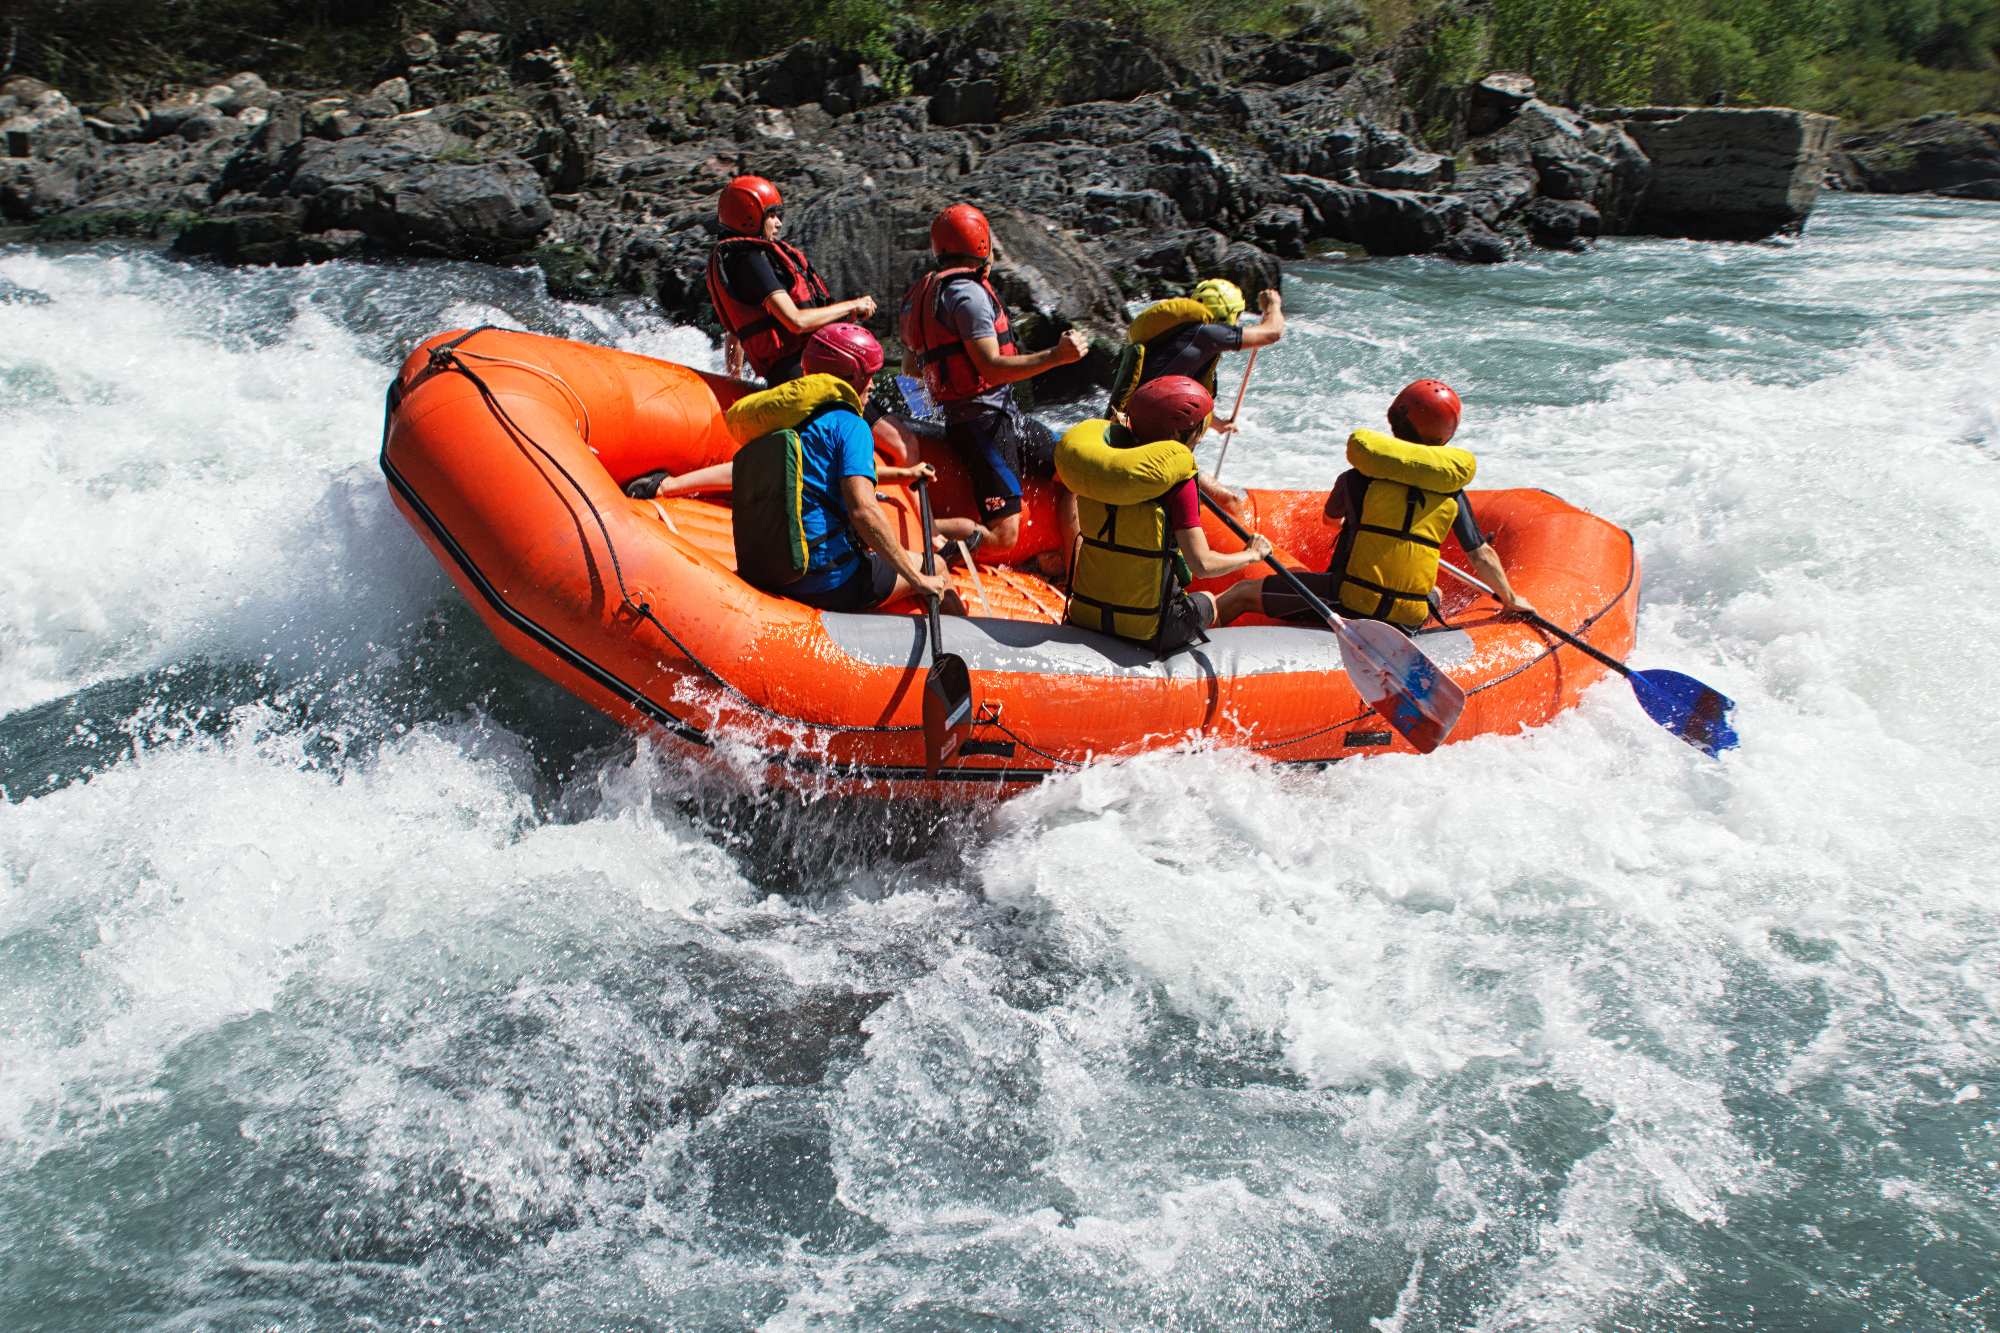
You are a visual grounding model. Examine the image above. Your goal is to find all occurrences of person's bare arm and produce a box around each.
[1238,289,1285,349]
[841,474,949,601]
[1176,524,1272,580]
[765,290,877,335]
[962,329,1088,385]
[1465,542,1535,615]
[877,462,936,484]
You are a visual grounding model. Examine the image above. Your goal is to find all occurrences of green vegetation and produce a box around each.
[1481,0,2000,120]
[32,209,203,241]
[2,0,1993,127]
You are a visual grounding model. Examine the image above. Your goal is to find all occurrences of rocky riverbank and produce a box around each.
[1,18,1855,389]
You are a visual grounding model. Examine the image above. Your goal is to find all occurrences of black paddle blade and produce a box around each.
[1628,669,1739,756]
[923,652,974,777]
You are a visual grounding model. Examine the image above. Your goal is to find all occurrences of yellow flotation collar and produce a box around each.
[1057,420,1201,649]
[1055,418,1197,504]
[1346,428,1477,492]
[723,373,862,445]
[1111,297,1224,412]
[1126,297,1213,348]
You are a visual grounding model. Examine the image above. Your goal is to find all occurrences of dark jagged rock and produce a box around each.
[1282,174,1467,255]
[1440,218,1510,263]
[1464,72,1535,138]
[212,112,552,258]
[1836,114,2000,196]
[1523,197,1601,249]
[1053,22,1178,106]
[1449,165,1537,228]
[1622,107,1838,239]
[8,24,1865,388]
[1467,100,1650,232]
[1215,35,1355,88]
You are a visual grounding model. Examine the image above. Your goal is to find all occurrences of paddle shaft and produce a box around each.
[1213,347,1259,481]
[1197,489,1345,627]
[916,479,945,656]
[1434,561,1630,678]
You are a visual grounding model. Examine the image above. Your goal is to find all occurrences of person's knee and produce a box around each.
[1216,579,1261,625]
[986,512,1022,551]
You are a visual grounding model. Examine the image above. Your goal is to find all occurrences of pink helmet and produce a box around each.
[802,322,884,382]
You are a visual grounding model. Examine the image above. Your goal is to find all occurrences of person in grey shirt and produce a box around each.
[891,204,1086,580]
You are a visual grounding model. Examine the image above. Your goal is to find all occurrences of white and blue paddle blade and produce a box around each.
[1628,669,1738,756]
[1335,620,1466,754]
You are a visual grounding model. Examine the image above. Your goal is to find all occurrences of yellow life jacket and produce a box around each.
[1332,429,1479,627]
[1056,419,1199,647]
[723,373,861,445]
[1108,297,1219,411]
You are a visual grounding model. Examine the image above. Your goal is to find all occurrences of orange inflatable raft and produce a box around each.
[381,328,1637,798]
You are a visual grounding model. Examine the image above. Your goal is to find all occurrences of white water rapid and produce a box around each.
[4,195,1999,1330]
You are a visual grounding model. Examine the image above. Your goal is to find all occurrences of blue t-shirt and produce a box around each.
[788,405,878,595]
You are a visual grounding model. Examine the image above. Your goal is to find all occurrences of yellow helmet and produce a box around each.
[1191,277,1245,324]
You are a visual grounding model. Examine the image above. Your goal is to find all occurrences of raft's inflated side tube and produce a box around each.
[383,328,1642,799]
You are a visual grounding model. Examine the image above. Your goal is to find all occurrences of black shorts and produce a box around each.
[1260,572,1421,635]
[789,550,901,613]
[944,407,1058,523]
[1155,588,1217,655]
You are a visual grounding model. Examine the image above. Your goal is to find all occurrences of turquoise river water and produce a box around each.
[3,194,1999,1330]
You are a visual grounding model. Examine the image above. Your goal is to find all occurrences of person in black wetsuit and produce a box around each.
[705,175,877,386]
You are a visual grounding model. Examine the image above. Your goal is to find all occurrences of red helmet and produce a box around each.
[802,322,885,382]
[1128,375,1214,442]
[718,175,781,234]
[1388,379,1463,445]
[929,204,991,259]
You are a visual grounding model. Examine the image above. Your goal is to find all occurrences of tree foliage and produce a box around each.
[1485,0,1999,107]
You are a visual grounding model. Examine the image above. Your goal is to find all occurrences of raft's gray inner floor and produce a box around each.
[821,613,1476,679]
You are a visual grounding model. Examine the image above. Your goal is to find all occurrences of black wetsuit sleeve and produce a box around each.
[720,250,786,307]
[1452,490,1485,552]
[1192,323,1244,356]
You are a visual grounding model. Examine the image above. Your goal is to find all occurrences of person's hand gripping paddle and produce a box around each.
[1435,562,1738,756]
[1199,492,1465,753]
[916,479,974,777]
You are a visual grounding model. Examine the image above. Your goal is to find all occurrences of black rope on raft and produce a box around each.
[420,329,921,737]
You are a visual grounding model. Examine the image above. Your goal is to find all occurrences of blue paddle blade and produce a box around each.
[1628,669,1738,756]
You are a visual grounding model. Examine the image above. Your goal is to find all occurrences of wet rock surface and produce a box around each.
[2,31,1848,375]
[1617,106,1839,240]
[1832,113,2000,197]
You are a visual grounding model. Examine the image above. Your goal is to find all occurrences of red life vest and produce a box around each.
[899,266,1017,406]
[705,236,833,376]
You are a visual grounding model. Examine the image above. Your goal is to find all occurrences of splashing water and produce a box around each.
[4,197,1999,1330]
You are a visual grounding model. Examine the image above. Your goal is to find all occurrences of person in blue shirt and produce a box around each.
[626,324,955,613]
